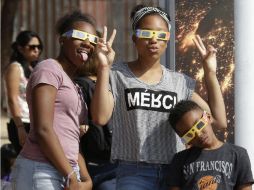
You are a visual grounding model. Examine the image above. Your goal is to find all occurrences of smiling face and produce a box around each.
[175,109,215,148]
[133,14,169,61]
[61,21,97,68]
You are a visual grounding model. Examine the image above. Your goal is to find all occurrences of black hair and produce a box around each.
[56,10,96,35]
[1,144,17,178]
[10,30,43,78]
[169,100,202,131]
[130,4,170,29]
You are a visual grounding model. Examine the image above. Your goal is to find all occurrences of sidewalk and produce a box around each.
[1,109,11,146]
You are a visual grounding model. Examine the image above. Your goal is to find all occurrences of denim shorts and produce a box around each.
[10,155,80,190]
[116,160,171,190]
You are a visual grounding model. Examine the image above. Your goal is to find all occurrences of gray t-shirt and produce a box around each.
[168,143,254,189]
[109,62,195,164]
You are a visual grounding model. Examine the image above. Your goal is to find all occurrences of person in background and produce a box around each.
[8,10,117,189]
[4,30,43,153]
[75,40,117,189]
[91,4,227,190]
[1,143,18,190]
[168,100,254,190]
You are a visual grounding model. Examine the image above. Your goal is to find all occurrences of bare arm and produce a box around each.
[91,65,114,125]
[32,84,78,189]
[192,35,227,130]
[5,64,27,145]
[78,153,92,190]
[91,26,116,125]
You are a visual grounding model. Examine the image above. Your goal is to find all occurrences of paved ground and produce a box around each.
[1,109,11,146]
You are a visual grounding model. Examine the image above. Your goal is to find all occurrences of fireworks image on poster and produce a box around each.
[175,0,234,142]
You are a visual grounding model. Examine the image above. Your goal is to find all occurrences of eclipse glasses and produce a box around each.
[135,29,170,41]
[181,111,210,144]
[62,29,98,45]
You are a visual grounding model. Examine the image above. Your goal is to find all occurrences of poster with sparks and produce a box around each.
[175,0,234,142]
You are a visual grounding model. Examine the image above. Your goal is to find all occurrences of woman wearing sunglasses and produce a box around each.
[4,30,43,154]
[9,10,116,190]
[91,4,227,190]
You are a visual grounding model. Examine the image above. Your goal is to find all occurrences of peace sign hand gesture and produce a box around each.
[96,26,117,68]
[193,35,217,73]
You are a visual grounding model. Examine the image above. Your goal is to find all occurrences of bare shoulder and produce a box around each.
[5,63,22,81]
[6,63,21,75]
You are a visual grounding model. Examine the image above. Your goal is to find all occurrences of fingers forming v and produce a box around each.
[193,35,206,57]
[193,35,204,51]
[107,29,117,47]
[196,35,206,50]
[100,26,116,47]
[102,26,107,44]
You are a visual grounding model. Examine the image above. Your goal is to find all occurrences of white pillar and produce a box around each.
[234,0,254,172]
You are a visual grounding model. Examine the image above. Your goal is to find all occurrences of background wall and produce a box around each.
[175,0,234,143]
[8,0,169,62]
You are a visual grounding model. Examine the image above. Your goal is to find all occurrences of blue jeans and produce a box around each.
[87,162,117,190]
[116,160,171,190]
[10,155,80,190]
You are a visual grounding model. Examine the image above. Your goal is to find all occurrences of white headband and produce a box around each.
[132,7,171,31]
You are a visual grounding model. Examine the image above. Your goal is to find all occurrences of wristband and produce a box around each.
[65,170,75,188]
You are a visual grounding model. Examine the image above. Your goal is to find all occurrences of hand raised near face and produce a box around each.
[96,26,117,68]
[193,35,217,73]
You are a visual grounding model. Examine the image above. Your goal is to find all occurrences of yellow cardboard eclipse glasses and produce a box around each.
[62,29,98,45]
[181,111,210,144]
[135,29,170,41]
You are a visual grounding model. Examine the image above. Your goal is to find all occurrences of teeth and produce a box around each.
[78,49,88,53]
